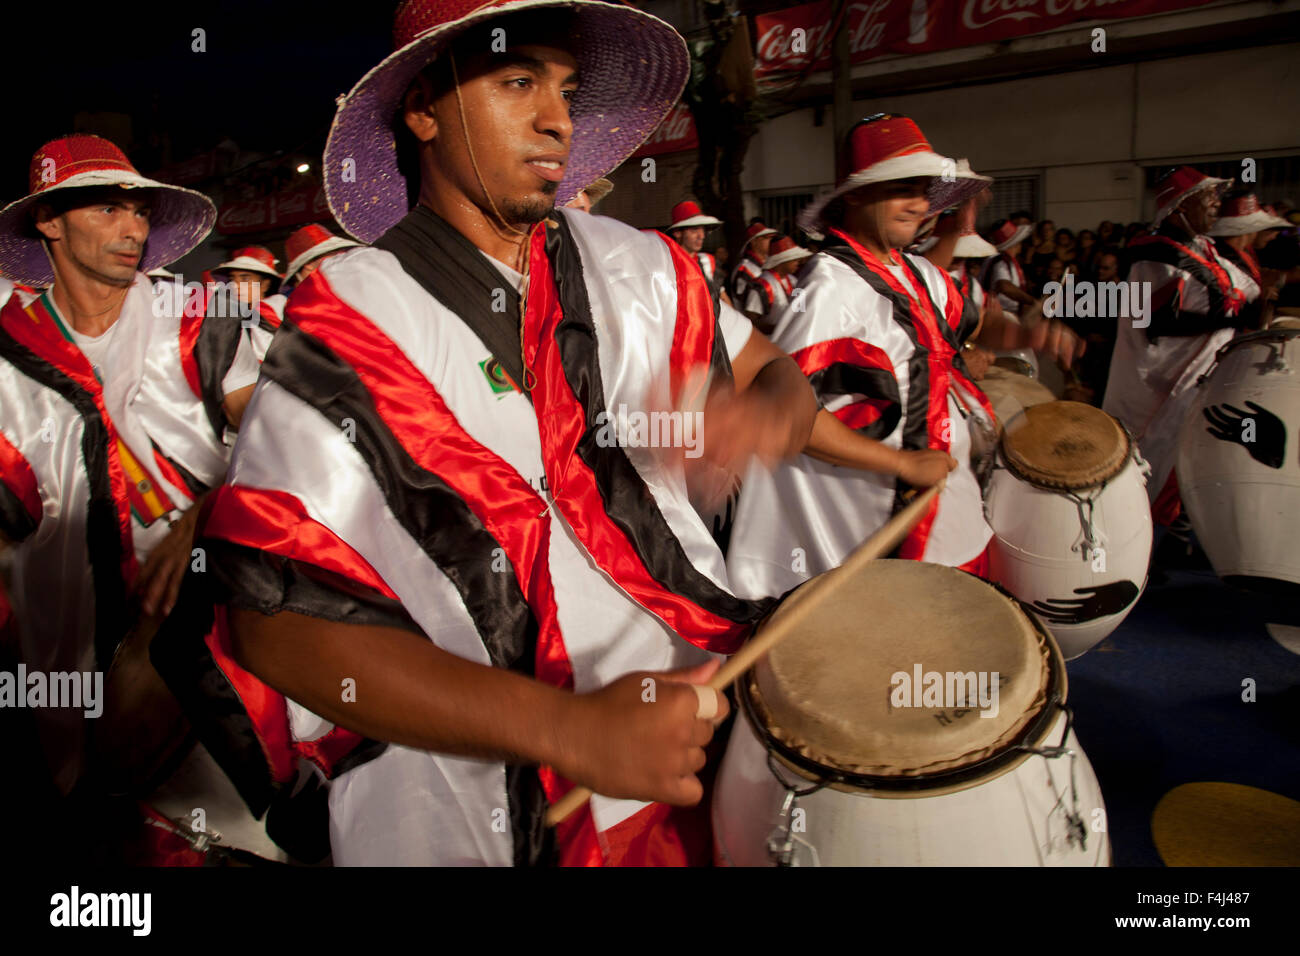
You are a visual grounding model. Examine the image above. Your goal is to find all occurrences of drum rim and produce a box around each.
[1000,401,1132,491]
[739,573,1070,796]
[1219,326,1300,352]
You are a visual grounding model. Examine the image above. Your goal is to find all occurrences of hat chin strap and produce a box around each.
[448,51,535,262]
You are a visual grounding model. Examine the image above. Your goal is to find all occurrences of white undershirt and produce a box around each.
[65,317,122,382]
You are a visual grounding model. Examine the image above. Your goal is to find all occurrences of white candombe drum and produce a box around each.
[713,560,1110,866]
[984,401,1152,659]
[1177,324,1300,586]
[979,365,1057,430]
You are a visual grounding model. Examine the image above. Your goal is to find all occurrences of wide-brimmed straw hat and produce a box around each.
[667,199,721,230]
[986,219,1033,252]
[764,235,812,269]
[798,114,990,238]
[215,246,283,292]
[738,221,778,256]
[1152,165,1231,227]
[324,0,689,243]
[955,231,998,258]
[283,224,360,281]
[1207,193,1291,237]
[0,135,216,287]
[583,177,614,206]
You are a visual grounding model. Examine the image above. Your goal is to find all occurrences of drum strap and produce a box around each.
[1129,233,1246,317]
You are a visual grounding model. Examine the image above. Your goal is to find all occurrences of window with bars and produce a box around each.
[977,174,1040,231]
[759,192,818,239]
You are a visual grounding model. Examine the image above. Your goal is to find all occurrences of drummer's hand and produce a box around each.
[897,449,956,488]
[556,659,729,806]
[962,345,994,380]
[134,502,201,618]
[1026,318,1085,371]
[701,377,806,472]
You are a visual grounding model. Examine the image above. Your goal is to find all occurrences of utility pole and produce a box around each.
[830,0,854,181]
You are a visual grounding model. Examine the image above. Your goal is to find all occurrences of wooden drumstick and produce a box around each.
[544,478,946,827]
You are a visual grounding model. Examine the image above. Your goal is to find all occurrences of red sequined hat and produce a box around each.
[798,113,990,237]
[986,219,1033,252]
[1207,192,1290,237]
[764,235,812,269]
[1152,165,1232,227]
[667,200,722,229]
[215,245,282,291]
[283,224,359,280]
[0,135,216,287]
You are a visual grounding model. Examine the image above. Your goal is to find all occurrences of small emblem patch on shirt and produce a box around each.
[479,357,514,396]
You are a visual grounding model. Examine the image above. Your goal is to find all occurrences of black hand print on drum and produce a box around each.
[1203,401,1286,469]
[1028,580,1141,625]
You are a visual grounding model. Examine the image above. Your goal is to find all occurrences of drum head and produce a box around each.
[747,561,1061,791]
[1001,401,1129,490]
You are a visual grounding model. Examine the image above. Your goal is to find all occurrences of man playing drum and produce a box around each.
[727,114,1083,599]
[1103,166,1264,526]
[148,0,968,867]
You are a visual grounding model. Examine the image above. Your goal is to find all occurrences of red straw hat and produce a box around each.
[763,235,812,269]
[1207,192,1290,237]
[215,245,282,291]
[798,113,990,237]
[323,0,690,243]
[985,218,1033,252]
[1152,165,1232,227]
[738,220,778,257]
[0,135,216,287]
[667,200,722,230]
[283,223,360,281]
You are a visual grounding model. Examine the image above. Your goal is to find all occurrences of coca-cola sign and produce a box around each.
[754,0,1219,81]
[755,1,902,78]
[632,103,699,158]
[217,199,269,234]
[217,185,327,235]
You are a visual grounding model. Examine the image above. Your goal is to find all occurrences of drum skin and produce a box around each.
[713,707,1110,866]
[1177,329,1300,586]
[984,405,1152,660]
[979,367,1056,430]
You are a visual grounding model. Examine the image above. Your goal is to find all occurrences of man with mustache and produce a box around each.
[157,0,840,867]
[0,135,258,799]
[727,114,1083,599]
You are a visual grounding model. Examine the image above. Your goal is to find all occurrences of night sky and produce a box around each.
[1,1,395,193]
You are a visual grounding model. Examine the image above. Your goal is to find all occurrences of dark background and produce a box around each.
[1,1,395,192]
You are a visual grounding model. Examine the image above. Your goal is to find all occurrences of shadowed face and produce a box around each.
[1177,187,1220,235]
[296,250,346,282]
[34,191,152,287]
[1096,253,1120,282]
[227,269,271,304]
[843,178,930,252]
[406,41,579,229]
[671,225,706,253]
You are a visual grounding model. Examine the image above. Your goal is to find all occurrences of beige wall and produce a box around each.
[739,42,1300,230]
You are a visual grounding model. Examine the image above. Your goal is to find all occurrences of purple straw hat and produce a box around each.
[323,0,689,243]
[0,135,215,287]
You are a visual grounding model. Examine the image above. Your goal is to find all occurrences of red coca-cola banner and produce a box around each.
[632,102,699,158]
[755,0,1221,81]
[216,184,331,235]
